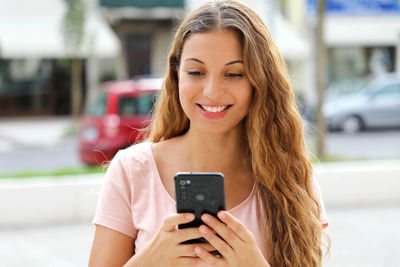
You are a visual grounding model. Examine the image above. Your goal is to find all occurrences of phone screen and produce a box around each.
[174,172,226,244]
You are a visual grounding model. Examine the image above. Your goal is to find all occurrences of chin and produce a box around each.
[191,122,243,137]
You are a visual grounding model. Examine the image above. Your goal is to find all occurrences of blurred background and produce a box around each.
[0,0,399,266]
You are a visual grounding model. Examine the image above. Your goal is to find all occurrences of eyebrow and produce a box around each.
[184,58,243,66]
[225,60,243,66]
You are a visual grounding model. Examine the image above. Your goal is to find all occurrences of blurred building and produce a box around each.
[99,0,184,79]
[306,0,400,99]
[0,0,120,116]
[6,0,397,117]
[101,0,312,83]
[0,0,312,116]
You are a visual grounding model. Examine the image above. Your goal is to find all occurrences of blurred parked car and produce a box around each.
[323,73,400,133]
[324,76,373,101]
[78,78,162,165]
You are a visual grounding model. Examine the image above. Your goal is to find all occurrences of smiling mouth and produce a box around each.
[197,104,232,113]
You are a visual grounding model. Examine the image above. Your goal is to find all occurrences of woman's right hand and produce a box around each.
[124,213,214,267]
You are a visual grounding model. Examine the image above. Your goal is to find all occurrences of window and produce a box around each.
[126,35,151,77]
[87,92,107,116]
[375,84,400,96]
[118,92,156,116]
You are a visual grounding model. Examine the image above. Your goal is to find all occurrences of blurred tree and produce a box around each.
[62,0,86,120]
[315,0,327,158]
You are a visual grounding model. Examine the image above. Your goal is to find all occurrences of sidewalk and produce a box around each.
[1,206,399,267]
[0,116,74,152]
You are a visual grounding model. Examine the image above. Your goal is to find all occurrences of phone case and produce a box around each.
[174,172,226,244]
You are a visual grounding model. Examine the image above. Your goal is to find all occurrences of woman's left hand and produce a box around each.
[194,211,271,267]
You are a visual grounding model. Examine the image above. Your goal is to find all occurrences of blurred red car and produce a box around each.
[78,78,163,165]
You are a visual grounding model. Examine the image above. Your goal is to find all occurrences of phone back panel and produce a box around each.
[174,172,226,229]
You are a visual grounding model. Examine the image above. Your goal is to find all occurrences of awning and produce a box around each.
[0,0,121,59]
[325,15,400,47]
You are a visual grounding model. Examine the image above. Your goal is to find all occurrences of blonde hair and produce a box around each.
[147,1,329,265]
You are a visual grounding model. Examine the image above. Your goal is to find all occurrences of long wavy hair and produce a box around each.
[147,0,329,266]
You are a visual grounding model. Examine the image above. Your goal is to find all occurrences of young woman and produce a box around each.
[89,1,329,266]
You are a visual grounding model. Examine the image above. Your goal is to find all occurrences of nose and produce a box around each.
[203,76,225,100]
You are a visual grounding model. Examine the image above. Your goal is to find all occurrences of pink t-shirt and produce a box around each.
[93,142,329,262]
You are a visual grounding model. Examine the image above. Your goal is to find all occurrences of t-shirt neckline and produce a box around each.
[146,141,257,213]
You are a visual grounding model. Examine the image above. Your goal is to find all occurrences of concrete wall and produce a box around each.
[314,160,400,207]
[0,174,102,227]
[1,160,399,227]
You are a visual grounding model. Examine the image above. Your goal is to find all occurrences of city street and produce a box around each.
[323,129,400,160]
[0,125,399,174]
[1,205,399,267]
[0,118,84,174]
[0,139,84,174]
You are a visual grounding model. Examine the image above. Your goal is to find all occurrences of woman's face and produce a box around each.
[178,29,252,136]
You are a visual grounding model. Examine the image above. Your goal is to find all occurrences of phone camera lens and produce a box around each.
[195,194,205,201]
[179,180,186,185]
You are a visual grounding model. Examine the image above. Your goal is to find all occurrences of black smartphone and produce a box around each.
[174,172,226,244]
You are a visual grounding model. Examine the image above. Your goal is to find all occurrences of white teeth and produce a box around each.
[201,105,228,113]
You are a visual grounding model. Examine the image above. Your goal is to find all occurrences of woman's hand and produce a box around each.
[194,211,271,267]
[124,213,214,267]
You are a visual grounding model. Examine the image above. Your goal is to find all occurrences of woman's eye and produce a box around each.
[226,73,243,79]
[187,71,204,76]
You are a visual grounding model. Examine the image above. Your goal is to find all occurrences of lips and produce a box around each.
[197,104,232,119]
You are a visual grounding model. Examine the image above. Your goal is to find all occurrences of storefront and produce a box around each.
[0,0,120,116]
[308,0,400,83]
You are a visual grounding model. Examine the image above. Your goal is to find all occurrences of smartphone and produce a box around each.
[174,172,226,244]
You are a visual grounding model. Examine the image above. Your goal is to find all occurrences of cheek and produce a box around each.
[178,79,195,114]
[241,85,253,110]
[179,78,199,101]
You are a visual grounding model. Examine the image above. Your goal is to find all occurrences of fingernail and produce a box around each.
[186,214,194,220]
[202,214,210,222]
[199,225,209,234]
[218,211,226,220]
[195,247,202,254]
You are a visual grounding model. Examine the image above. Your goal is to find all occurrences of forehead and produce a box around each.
[181,29,243,61]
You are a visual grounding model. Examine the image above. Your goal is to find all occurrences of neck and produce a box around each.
[178,126,248,174]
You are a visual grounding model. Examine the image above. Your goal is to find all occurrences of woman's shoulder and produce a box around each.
[100,141,160,197]
[109,141,155,175]
[117,141,153,160]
